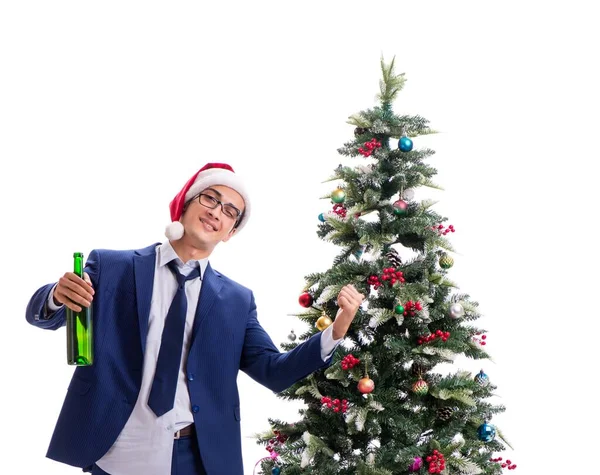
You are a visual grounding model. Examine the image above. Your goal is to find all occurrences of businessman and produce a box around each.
[26,162,364,475]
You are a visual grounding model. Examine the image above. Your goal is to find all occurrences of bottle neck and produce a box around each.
[73,254,83,277]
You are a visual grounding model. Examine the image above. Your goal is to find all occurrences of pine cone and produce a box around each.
[436,406,454,421]
[354,127,369,136]
[411,362,428,377]
[386,249,402,267]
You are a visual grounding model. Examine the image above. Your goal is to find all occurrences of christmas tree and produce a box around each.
[255,57,514,475]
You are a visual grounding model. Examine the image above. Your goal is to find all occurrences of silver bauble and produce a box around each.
[402,188,415,200]
[449,303,465,319]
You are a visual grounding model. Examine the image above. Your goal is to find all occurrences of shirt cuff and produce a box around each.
[320,324,343,362]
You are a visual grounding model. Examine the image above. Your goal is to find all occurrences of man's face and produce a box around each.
[180,185,245,248]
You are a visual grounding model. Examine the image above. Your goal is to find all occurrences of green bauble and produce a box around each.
[394,304,405,314]
[439,253,454,269]
[392,199,408,216]
[331,188,346,204]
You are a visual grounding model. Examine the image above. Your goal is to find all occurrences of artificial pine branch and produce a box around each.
[377,56,406,106]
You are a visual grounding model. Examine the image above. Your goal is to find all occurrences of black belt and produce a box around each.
[174,424,195,439]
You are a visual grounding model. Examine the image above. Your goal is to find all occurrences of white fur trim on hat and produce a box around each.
[185,168,250,214]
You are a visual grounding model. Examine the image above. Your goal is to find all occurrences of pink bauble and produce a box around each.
[409,456,423,472]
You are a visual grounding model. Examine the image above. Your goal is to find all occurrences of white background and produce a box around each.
[1,1,598,473]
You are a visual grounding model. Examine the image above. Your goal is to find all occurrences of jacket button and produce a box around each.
[187,373,195,381]
[192,405,199,413]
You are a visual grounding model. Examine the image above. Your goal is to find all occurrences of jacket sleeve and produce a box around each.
[25,283,67,330]
[25,250,100,331]
[239,293,337,393]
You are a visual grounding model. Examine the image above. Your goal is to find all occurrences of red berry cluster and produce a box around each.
[418,329,451,345]
[402,300,423,317]
[321,396,348,413]
[333,203,347,217]
[426,450,446,473]
[358,138,382,157]
[382,267,405,284]
[431,223,455,235]
[266,429,288,454]
[368,268,406,289]
[473,332,487,346]
[341,354,360,370]
[490,456,517,470]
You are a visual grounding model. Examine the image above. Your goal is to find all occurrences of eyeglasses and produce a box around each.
[197,193,242,221]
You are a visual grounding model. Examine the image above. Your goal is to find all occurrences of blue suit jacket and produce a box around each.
[26,243,334,474]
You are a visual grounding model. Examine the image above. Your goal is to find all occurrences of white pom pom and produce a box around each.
[165,221,184,241]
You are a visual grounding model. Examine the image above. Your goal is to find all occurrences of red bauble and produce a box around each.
[298,292,313,308]
[357,377,375,394]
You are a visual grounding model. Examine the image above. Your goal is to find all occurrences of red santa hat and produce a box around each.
[165,163,251,241]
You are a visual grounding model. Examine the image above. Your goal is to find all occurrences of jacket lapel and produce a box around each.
[191,262,223,343]
[133,244,159,356]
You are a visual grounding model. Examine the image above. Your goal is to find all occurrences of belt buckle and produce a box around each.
[174,429,181,440]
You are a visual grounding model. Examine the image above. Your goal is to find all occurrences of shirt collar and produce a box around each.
[158,241,209,278]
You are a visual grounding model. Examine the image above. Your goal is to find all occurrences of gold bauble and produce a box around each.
[412,378,429,395]
[315,315,333,331]
[439,253,454,269]
[331,188,346,204]
[357,377,375,394]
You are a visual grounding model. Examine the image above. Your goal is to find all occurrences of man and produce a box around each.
[25,163,364,475]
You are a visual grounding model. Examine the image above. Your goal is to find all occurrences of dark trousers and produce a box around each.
[91,433,207,475]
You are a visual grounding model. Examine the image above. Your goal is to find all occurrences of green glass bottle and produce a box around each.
[66,252,93,366]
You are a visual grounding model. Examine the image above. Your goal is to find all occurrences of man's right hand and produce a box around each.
[53,272,95,312]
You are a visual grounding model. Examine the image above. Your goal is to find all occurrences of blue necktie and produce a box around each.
[148,260,201,417]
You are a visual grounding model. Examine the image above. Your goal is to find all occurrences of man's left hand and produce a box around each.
[332,284,365,340]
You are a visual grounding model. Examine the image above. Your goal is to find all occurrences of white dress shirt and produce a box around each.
[48,241,341,474]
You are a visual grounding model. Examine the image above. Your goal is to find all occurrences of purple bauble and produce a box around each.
[409,456,423,472]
